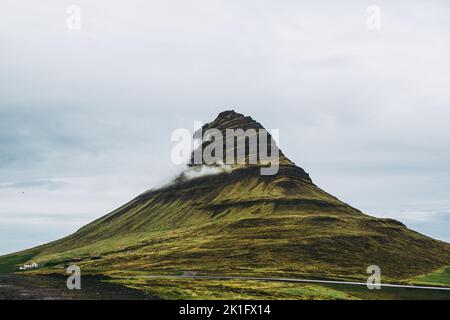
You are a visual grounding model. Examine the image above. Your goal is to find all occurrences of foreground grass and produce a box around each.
[106,268,450,300]
[322,283,450,300]
[5,266,450,300]
[108,277,356,300]
[106,276,450,300]
[104,267,450,300]
[414,266,450,286]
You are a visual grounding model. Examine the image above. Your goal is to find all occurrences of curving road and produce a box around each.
[136,274,450,291]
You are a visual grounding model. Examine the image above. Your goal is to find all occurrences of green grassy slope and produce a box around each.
[2,165,449,282]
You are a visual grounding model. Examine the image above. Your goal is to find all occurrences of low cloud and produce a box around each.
[181,164,232,181]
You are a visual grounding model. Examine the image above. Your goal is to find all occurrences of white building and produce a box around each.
[19,262,39,270]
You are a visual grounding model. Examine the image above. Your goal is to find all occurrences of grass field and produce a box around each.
[414,266,450,286]
[13,266,448,300]
[106,275,450,300]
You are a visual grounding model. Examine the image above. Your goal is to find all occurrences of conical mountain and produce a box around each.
[1,111,449,283]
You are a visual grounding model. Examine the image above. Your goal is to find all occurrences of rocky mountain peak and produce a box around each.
[190,110,294,169]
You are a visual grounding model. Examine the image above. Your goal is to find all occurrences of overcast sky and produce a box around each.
[1,0,450,255]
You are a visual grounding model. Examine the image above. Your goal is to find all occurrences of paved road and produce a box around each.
[137,274,450,291]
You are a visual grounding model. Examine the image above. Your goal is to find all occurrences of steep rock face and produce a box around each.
[1,110,449,280]
[190,110,294,168]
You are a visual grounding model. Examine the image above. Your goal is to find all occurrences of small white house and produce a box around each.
[19,262,39,270]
